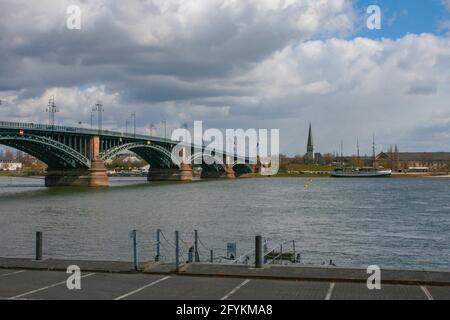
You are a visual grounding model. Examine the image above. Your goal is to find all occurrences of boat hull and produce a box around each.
[331,170,392,178]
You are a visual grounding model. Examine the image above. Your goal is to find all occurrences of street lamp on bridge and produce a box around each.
[148,123,155,137]
[131,112,136,137]
[162,119,167,139]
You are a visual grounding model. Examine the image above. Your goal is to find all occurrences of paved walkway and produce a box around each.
[0,268,448,300]
[174,263,450,286]
[0,258,448,300]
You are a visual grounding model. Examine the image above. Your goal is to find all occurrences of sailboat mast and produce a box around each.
[357,137,360,165]
[372,135,376,168]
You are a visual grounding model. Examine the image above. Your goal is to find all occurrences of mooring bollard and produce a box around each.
[35,231,42,261]
[156,229,161,262]
[255,235,263,268]
[194,230,200,262]
[175,230,180,272]
[130,230,138,270]
[210,249,214,263]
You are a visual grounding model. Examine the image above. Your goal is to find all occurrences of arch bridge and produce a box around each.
[0,122,255,187]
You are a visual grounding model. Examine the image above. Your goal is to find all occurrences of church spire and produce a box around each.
[305,122,314,163]
[307,122,313,153]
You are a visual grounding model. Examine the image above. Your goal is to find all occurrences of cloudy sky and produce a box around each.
[1,0,449,156]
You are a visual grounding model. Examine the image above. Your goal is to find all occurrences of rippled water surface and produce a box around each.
[0,176,448,271]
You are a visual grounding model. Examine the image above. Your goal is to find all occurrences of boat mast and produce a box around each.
[357,137,360,167]
[372,135,376,168]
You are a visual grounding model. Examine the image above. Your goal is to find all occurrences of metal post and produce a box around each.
[255,235,263,268]
[263,240,268,264]
[130,230,138,271]
[210,250,214,263]
[280,244,283,263]
[156,229,161,262]
[292,240,296,263]
[175,231,180,272]
[194,230,199,262]
[35,231,42,261]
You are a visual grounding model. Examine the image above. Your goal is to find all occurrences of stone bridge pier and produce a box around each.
[200,163,236,179]
[45,136,109,187]
[147,163,193,182]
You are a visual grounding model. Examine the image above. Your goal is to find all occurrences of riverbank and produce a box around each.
[2,170,449,179]
[0,171,44,177]
[241,172,450,178]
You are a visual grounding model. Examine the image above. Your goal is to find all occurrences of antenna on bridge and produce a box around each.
[90,111,95,129]
[46,96,58,128]
[92,101,104,132]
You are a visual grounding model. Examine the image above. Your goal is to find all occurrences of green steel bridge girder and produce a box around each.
[100,142,179,169]
[0,123,254,173]
[0,134,91,169]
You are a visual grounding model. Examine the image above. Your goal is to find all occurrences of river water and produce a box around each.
[0,176,448,271]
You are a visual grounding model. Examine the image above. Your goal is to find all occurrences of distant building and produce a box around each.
[376,152,450,172]
[122,154,141,163]
[0,159,23,171]
[104,153,141,165]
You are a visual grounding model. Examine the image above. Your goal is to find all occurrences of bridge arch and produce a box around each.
[232,162,254,175]
[189,151,253,176]
[100,142,180,169]
[189,152,227,172]
[0,133,91,169]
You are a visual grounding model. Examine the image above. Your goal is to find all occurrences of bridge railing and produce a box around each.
[0,121,175,144]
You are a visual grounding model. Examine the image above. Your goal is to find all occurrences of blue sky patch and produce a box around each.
[354,0,450,39]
